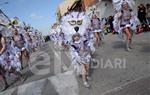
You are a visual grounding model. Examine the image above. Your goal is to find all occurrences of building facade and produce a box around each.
[83,0,99,10]
[86,0,150,18]
[56,0,99,22]
[56,0,150,22]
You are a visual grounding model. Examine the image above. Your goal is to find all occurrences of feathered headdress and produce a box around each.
[112,0,135,11]
[61,12,91,42]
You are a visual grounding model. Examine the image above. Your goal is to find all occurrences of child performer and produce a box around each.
[70,33,91,88]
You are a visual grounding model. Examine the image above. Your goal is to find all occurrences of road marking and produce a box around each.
[29,51,51,75]
[49,43,69,74]
[49,73,78,95]
[101,75,150,95]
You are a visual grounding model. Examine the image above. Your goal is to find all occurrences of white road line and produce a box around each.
[101,75,150,95]
[49,43,69,74]
[49,73,79,95]
[29,51,51,75]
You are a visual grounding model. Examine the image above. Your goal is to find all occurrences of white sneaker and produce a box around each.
[84,81,90,88]
[87,76,91,81]
[126,47,131,51]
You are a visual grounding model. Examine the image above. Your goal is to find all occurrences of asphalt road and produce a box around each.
[0,32,150,95]
[79,32,150,95]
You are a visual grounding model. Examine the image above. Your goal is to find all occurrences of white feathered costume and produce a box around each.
[113,0,139,33]
[113,0,135,11]
[51,12,95,75]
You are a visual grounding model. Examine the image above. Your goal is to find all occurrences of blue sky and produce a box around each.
[0,0,62,35]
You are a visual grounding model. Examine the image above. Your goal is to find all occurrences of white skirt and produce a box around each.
[92,29,102,33]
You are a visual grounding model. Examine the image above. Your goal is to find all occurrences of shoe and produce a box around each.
[92,59,98,65]
[83,81,90,88]
[129,44,133,49]
[126,40,131,52]
[129,40,133,49]
[126,47,131,52]
[18,77,26,83]
[129,46,133,49]
[87,76,91,81]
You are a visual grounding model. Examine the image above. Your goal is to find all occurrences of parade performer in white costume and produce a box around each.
[50,25,60,46]
[70,33,91,87]
[113,0,138,51]
[91,13,102,47]
[0,31,8,88]
[0,31,23,87]
[57,11,98,88]
[24,32,33,53]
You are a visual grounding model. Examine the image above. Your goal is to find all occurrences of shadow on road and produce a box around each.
[140,45,150,53]
[112,41,125,49]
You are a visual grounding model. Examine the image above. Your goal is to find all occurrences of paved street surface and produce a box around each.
[0,32,150,95]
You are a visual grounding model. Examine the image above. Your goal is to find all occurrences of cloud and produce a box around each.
[30,13,43,19]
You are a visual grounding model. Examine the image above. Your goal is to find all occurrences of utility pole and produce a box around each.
[0,1,10,22]
[0,9,16,29]
[0,2,9,27]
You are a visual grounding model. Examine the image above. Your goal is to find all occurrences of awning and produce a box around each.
[57,0,80,16]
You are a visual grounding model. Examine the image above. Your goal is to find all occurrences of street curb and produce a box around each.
[0,70,78,95]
